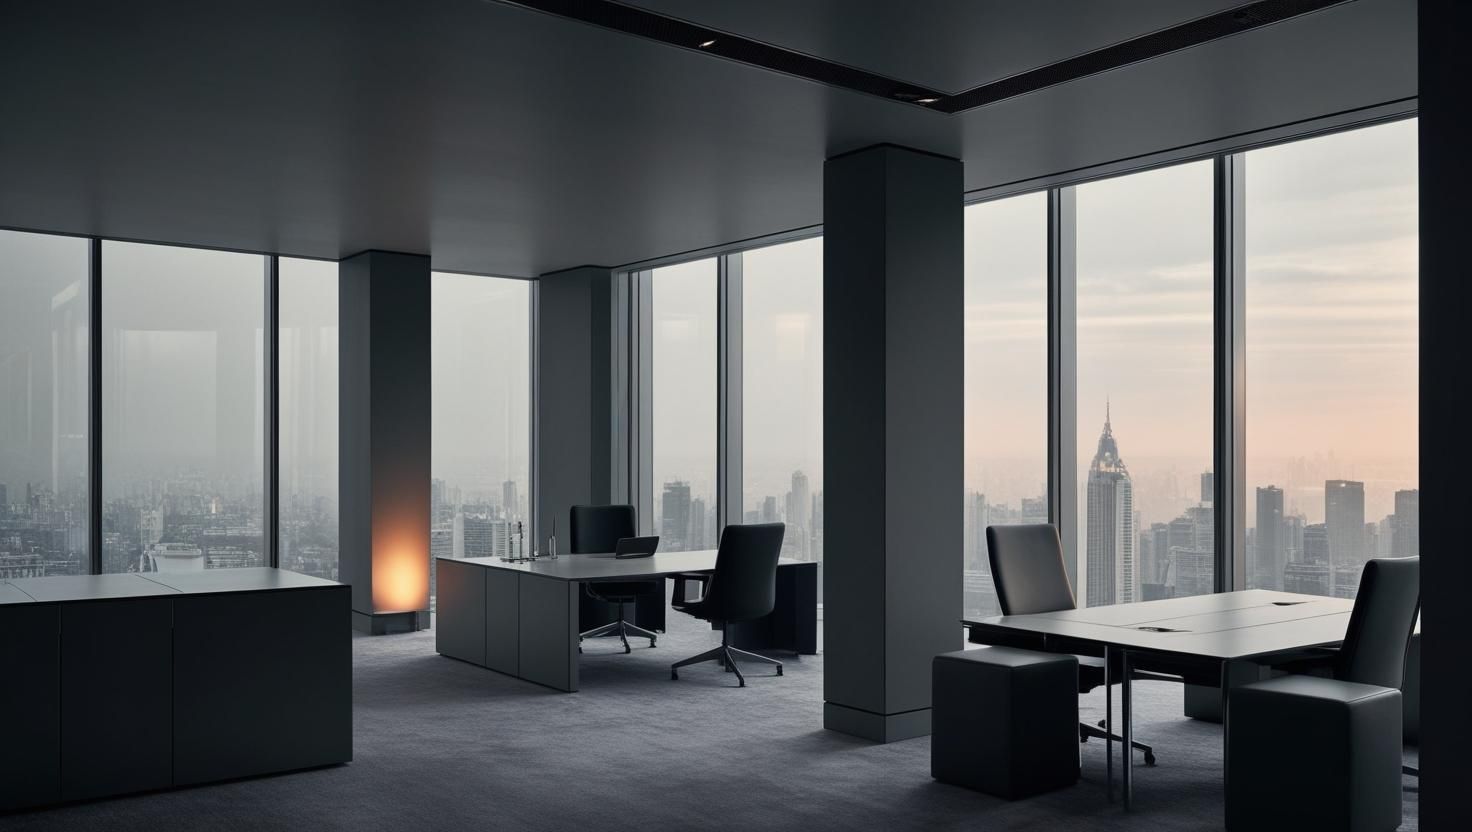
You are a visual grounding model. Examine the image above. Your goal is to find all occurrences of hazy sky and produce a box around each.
[430,272,531,505]
[963,118,1418,529]
[651,258,719,508]
[741,237,823,509]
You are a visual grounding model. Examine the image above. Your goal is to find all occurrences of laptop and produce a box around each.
[614,535,660,559]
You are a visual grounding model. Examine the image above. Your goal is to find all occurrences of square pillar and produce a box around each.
[535,266,616,543]
[339,250,431,634]
[823,144,964,742]
[1420,0,1472,823]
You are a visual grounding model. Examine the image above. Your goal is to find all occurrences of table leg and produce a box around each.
[1220,660,1230,828]
[1104,644,1113,803]
[1122,649,1133,810]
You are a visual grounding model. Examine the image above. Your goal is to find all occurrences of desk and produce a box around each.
[0,568,350,811]
[436,552,818,691]
[964,590,1355,811]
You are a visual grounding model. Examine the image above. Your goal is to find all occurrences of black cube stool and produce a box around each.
[1227,675,1402,831]
[931,647,1079,799]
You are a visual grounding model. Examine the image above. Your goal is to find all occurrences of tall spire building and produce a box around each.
[1085,403,1136,607]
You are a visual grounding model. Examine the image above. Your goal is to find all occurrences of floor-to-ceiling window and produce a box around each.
[742,238,823,562]
[430,272,532,592]
[101,241,266,573]
[0,231,90,578]
[1075,161,1215,606]
[649,258,718,551]
[1244,119,1418,599]
[963,193,1049,618]
[279,257,339,580]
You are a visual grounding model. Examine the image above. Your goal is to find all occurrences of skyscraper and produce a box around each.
[1255,485,1285,590]
[502,479,519,520]
[1325,480,1366,593]
[661,481,692,550]
[1393,489,1419,556]
[1085,404,1135,607]
[785,470,811,558]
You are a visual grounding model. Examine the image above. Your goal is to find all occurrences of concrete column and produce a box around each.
[823,144,964,742]
[338,250,431,634]
[1419,1,1472,823]
[535,266,616,544]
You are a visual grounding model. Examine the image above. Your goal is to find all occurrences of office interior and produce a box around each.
[1,1,1466,829]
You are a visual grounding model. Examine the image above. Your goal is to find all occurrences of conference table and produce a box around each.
[436,551,818,691]
[963,589,1358,810]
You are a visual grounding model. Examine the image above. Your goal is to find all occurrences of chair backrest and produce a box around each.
[568,505,637,554]
[1335,556,1420,688]
[701,523,785,623]
[986,524,1077,616]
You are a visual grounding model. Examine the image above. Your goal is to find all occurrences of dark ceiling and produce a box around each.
[0,0,1415,277]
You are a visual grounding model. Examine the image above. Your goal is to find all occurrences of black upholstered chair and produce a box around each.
[670,523,785,687]
[1227,557,1420,831]
[987,523,1172,765]
[569,505,660,653]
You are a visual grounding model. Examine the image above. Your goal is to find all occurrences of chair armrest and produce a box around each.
[670,572,709,604]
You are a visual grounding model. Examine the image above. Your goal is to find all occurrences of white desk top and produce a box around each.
[964,590,1358,661]
[438,550,811,582]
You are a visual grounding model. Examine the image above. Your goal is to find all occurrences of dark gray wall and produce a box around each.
[1418,2,1472,826]
[536,266,615,544]
[339,250,431,625]
[823,144,964,742]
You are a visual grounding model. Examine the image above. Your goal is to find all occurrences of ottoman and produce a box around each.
[1227,674,1402,831]
[931,647,1079,799]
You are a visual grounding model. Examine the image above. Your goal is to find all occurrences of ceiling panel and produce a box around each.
[621,0,1245,92]
[0,0,1414,277]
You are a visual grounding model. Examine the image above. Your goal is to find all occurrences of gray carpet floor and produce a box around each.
[8,612,1419,831]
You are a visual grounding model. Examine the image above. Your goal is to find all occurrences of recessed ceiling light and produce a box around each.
[698,39,717,48]
[917,97,940,105]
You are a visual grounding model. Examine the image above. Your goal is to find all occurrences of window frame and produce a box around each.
[618,113,1419,599]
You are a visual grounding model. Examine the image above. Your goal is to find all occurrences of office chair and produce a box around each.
[1226,558,1420,829]
[670,523,785,687]
[987,524,1173,765]
[570,505,660,653]
[1262,556,1422,777]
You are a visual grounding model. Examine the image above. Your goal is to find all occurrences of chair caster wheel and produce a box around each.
[776,667,783,676]
[1144,752,1157,767]
[650,640,657,648]
[624,644,632,654]
[738,680,746,688]
[671,671,678,680]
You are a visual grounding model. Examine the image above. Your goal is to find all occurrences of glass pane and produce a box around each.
[430,273,531,594]
[101,241,265,573]
[1245,119,1418,598]
[0,231,90,577]
[1076,161,1215,605]
[651,259,717,551]
[742,238,823,563]
[279,257,339,580]
[964,193,1048,618]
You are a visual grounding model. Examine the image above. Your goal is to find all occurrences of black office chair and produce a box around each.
[570,505,660,653]
[670,523,785,687]
[987,524,1171,765]
[1226,557,1421,828]
[1264,555,1422,776]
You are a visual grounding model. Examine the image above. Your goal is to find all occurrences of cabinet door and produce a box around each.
[60,598,173,801]
[0,604,61,811]
[173,587,351,784]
